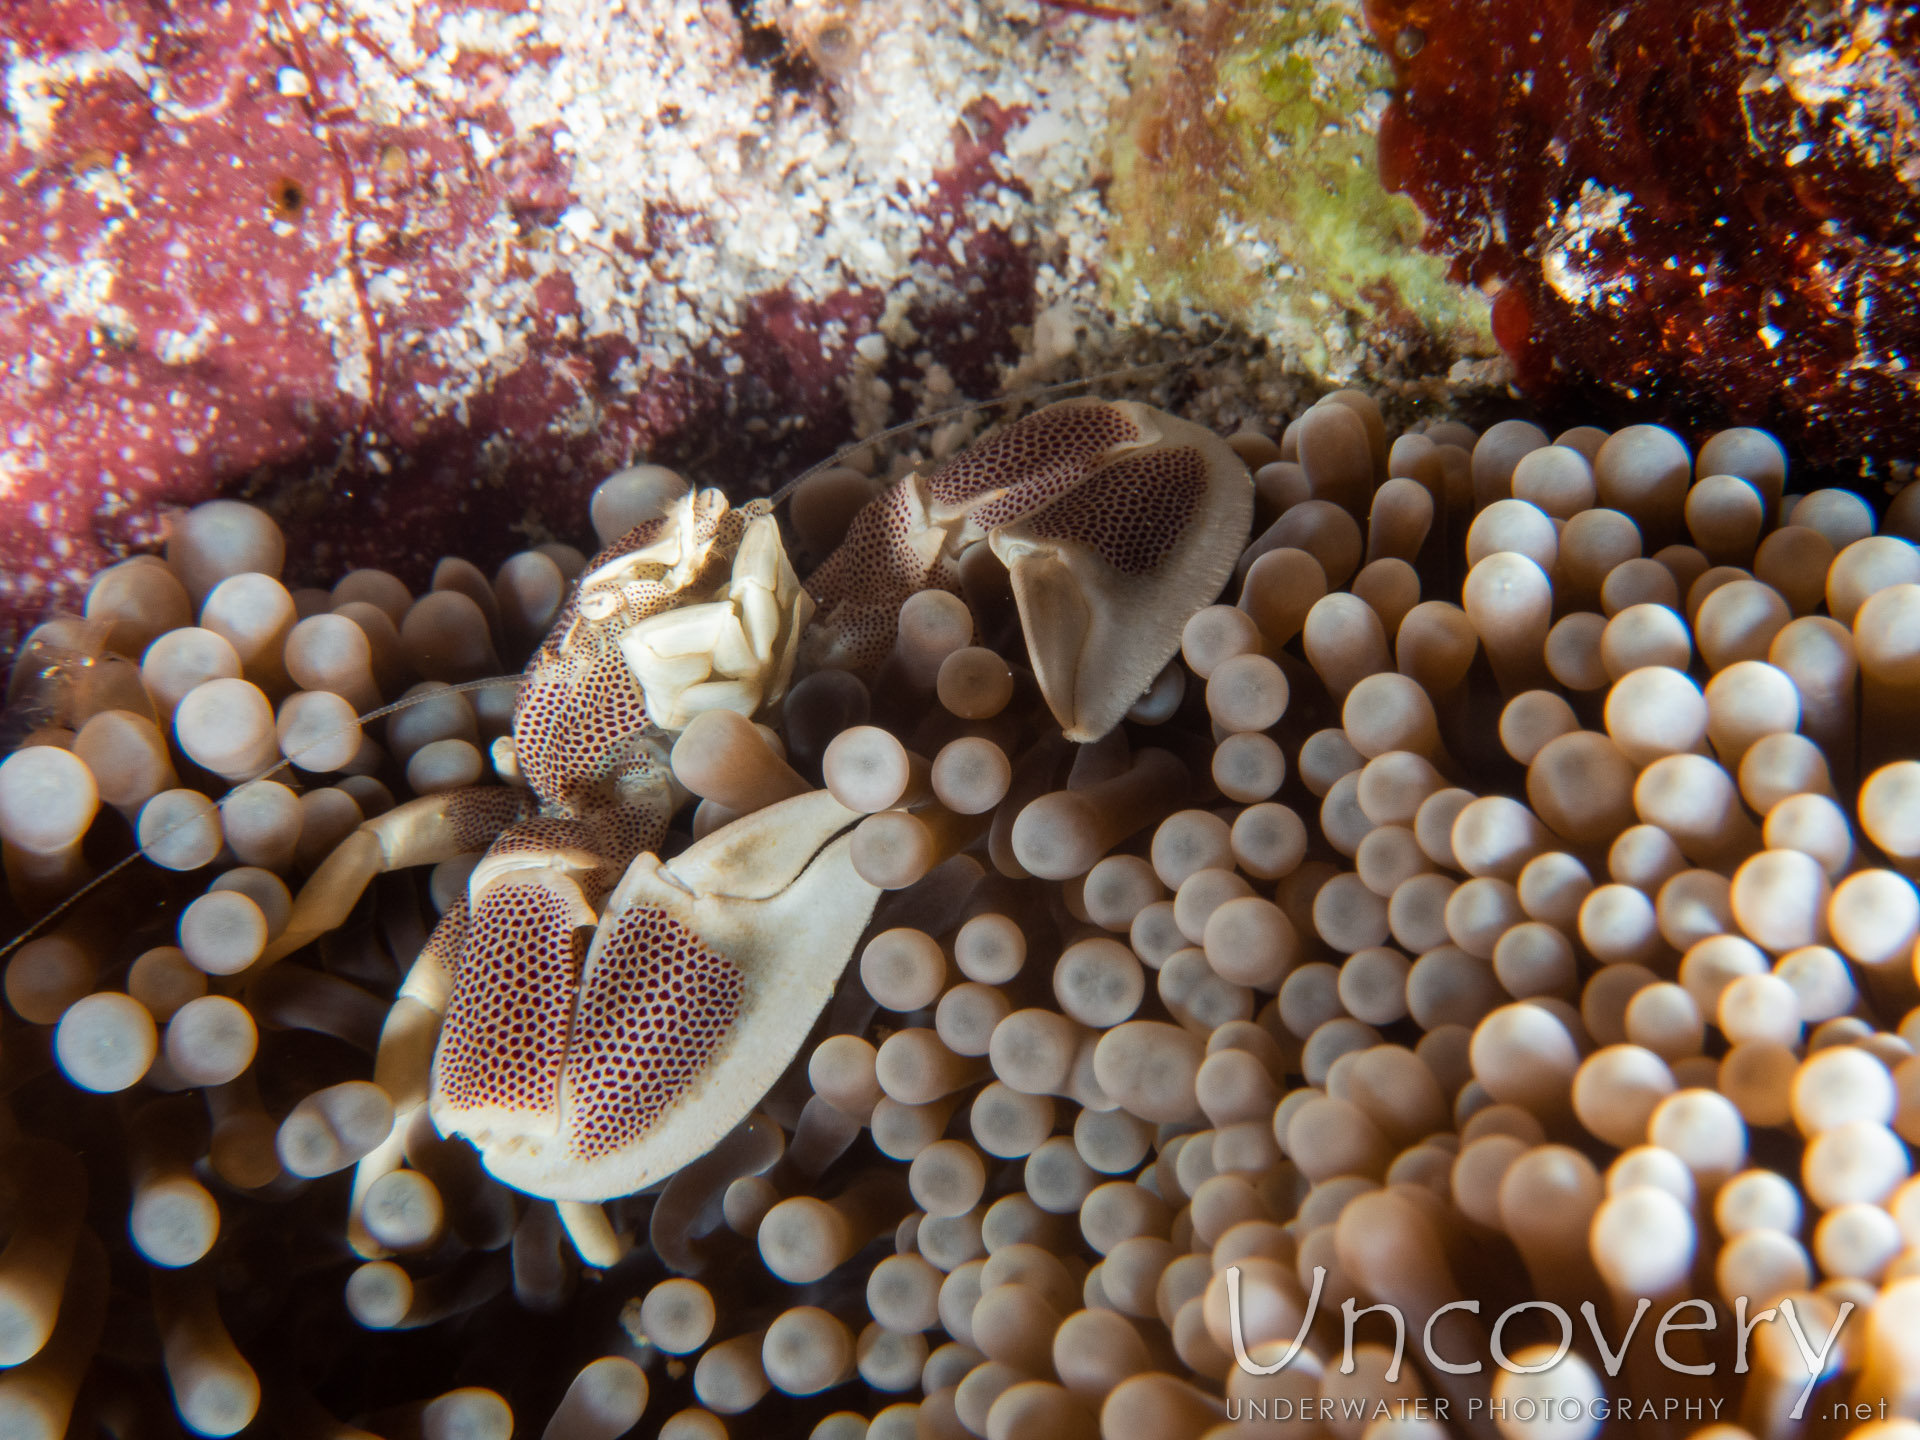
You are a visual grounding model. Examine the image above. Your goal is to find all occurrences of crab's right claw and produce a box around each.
[988,404,1252,742]
[433,790,881,1202]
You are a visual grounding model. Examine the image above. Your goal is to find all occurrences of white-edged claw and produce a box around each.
[431,790,880,1202]
[988,405,1251,740]
[800,398,1251,740]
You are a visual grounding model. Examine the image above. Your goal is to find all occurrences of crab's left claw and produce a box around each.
[432,790,880,1201]
[989,403,1252,742]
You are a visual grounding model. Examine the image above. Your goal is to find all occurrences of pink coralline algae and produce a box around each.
[1,0,1117,651]
[1366,0,1920,475]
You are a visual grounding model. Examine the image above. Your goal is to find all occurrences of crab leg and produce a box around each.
[344,897,469,1257]
[258,787,536,968]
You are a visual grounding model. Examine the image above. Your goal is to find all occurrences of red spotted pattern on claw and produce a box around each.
[803,403,1151,673]
[435,878,584,1119]
[931,401,1143,528]
[565,906,743,1159]
[1024,446,1208,575]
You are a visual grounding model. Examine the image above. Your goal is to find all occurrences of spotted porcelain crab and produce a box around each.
[263,399,1250,1222]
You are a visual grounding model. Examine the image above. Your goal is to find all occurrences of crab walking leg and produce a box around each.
[556,1202,632,1269]
[435,790,883,1202]
[339,898,464,1258]
[259,788,535,966]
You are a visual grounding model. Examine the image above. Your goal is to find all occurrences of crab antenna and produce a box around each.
[0,673,526,961]
[764,337,1228,510]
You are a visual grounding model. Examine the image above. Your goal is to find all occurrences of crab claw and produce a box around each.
[800,400,1252,739]
[432,790,880,1201]
[988,403,1252,742]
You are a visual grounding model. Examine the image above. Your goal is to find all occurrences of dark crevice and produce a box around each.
[725,0,823,96]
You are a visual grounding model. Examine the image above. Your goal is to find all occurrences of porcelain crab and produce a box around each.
[262,398,1251,1225]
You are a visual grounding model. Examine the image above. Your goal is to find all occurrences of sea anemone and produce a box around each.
[4,389,1920,1440]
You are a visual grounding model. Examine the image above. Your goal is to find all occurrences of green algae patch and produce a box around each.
[1104,0,1494,382]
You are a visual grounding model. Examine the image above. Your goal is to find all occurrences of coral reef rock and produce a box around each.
[0,0,1145,645]
[1108,0,1494,388]
[1368,0,1920,474]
